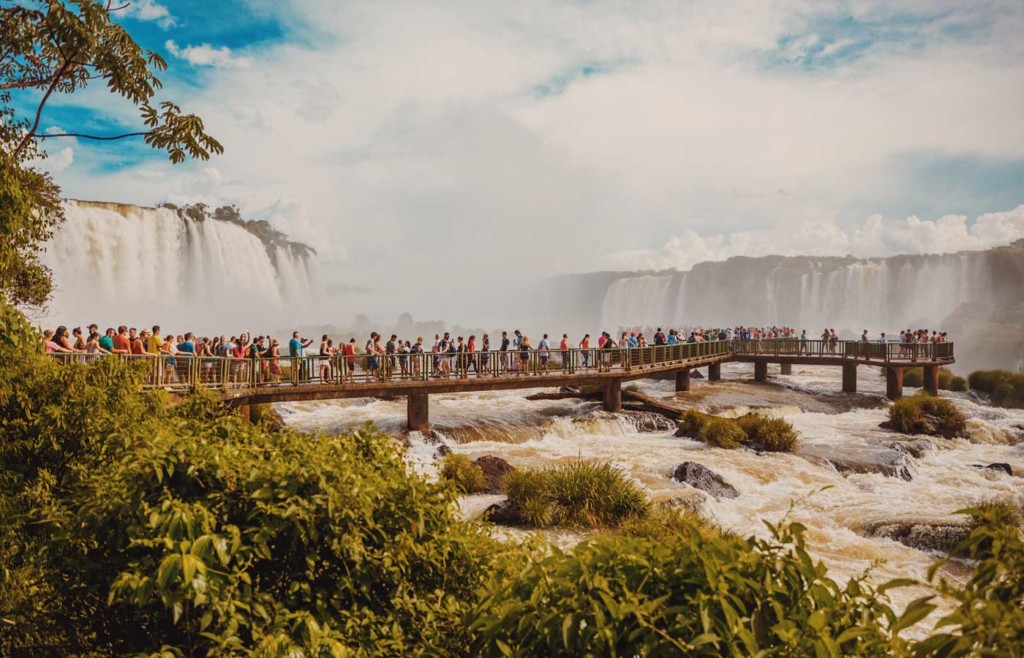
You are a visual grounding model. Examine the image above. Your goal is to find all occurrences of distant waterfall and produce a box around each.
[41,200,324,331]
[592,250,1006,333]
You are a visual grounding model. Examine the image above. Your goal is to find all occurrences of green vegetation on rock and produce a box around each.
[888,395,968,438]
[502,460,650,528]
[968,369,1024,408]
[679,409,799,452]
[903,367,958,390]
[440,453,488,494]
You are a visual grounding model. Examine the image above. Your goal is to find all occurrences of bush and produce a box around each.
[967,369,1024,408]
[889,395,968,438]
[441,453,489,493]
[466,517,905,657]
[679,410,798,452]
[503,460,650,528]
[736,413,800,452]
[950,376,968,392]
[903,367,958,390]
[701,417,746,448]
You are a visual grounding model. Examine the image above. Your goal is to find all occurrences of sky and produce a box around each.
[24,0,1024,321]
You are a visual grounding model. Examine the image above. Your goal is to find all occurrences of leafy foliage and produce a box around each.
[912,503,1024,657]
[736,414,800,452]
[466,517,906,657]
[0,1,221,307]
[503,460,650,528]
[440,453,488,494]
[889,396,968,438]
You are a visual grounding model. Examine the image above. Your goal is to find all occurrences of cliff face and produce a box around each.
[550,241,1024,338]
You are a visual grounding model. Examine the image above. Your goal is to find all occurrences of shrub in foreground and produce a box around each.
[467,517,906,657]
[967,369,1024,408]
[441,453,489,493]
[888,395,968,438]
[502,460,650,528]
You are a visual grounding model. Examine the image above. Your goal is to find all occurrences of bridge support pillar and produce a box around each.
[407,393,430,433]
[886,367,904,400]
[708,362,721,381]
[675,368,691,392]
[754,362,768,382]
[603,380,622,412]
[922,365,940,396]
[237,402,252,425]
[779,363,792,375]
[842,364,857,393]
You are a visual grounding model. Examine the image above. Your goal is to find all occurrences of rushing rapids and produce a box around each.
[278,361,1024,625]
[40,200,324,331]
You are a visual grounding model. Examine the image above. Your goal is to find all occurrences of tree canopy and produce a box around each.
[0,0,222,307]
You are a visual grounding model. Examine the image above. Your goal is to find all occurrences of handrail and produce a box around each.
[44,340,734,391]
[730,338,954,363]
[44,339,953,393]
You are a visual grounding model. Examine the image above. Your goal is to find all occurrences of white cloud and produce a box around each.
[607,206,1024,271]
[122,0,175,29]
[52,0,1024,324]
[165,40,251,68]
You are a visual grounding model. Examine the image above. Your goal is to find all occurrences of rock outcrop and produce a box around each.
[475,455,515,494]
[862,517,973,553]
[671,462,739,500]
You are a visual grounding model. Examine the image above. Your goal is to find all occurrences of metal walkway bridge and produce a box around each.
[55,339,955,431]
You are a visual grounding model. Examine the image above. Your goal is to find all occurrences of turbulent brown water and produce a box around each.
[279,362,1024,627]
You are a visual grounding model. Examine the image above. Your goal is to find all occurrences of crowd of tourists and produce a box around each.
[40,322,951,385]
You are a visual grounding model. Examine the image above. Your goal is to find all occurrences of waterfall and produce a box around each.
[583,247,1015,334]
[40,200,324,332]
[599,274,675,328]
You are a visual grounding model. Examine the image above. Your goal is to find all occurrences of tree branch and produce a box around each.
[39,131,151,141]
[12,57,70,158]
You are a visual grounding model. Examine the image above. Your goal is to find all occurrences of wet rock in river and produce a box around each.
[433,444,453,459]
[482,501,520,525]
[971,462,1013,476]
[862,517,973,553]
[624,410,678,433]
[801,443,915,481]
[475,455,515,493]
[671,462,739,500]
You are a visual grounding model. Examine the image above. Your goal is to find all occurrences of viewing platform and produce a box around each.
[50,339,954,431]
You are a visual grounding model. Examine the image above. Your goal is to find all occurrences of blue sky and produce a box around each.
[23,0,1024,301]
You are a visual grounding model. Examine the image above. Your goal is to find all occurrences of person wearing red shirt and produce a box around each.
[111,325,131,355]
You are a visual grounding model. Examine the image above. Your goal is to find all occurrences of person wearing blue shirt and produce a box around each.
[289,331,313,381]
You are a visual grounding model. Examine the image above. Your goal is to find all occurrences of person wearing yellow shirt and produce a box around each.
[146,325,163,354]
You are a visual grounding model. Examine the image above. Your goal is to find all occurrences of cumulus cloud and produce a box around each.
[607,206,1024,271]
[165,41,251,68]
[121,0,175,29]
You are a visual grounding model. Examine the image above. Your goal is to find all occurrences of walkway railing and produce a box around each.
[48,340,733,391]
[731,339,954,362]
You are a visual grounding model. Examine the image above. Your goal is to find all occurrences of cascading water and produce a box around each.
[591,249,1012,334]
[40,200,324,331]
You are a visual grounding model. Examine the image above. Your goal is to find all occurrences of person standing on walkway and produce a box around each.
[538,334,551,373]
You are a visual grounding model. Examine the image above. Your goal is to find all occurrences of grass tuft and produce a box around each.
[502,460,649,528]
[440,454,488,494]
[889,395,967,438]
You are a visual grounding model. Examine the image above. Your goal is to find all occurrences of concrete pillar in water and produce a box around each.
[923,365,940,396]
[407,393,430,433]
[886,367,904,400]
[603,380,622,412]
[780,363,792,375]
[842,363,857,393]
[754,361,768,382]
[675,368,691,392]
[237,402,252,425]
[708,362,721,381]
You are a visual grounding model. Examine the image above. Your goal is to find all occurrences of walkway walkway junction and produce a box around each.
[52,339,955,431]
